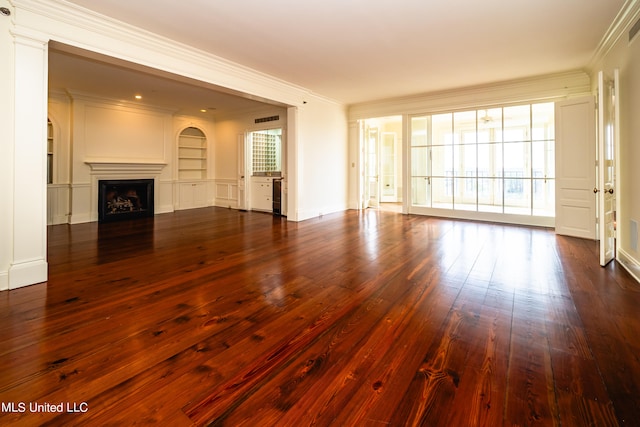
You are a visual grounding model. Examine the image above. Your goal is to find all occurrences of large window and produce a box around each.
[410,102,555,218]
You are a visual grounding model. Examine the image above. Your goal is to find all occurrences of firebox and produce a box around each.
[98,179,154,222]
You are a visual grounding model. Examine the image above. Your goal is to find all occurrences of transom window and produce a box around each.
[410,102,555,217]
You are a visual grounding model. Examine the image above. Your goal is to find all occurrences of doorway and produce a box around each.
[238,127,284,213]
[361,116,403,212]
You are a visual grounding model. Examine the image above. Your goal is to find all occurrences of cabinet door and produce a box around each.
[250,179,272,211]
[178,182,208,210]
[178,182,195,210]
[193,182,208,208]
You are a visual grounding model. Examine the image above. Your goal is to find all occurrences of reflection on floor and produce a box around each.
[377,202,402,213]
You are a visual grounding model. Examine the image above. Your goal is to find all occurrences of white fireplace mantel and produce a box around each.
[85,160,167,173]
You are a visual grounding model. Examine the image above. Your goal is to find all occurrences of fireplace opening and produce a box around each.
[98,179,154,222]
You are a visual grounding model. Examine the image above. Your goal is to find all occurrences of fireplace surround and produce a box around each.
[98,179,154,222]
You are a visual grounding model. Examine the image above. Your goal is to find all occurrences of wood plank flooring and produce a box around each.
[1,207,639,426]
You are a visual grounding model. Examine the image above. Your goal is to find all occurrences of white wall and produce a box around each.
[0,0,15,290]
[295,98,349,221]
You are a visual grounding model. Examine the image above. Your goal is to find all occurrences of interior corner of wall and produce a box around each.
[0,270,8,291]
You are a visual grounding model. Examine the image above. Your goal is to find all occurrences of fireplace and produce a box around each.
[98,179,154,222]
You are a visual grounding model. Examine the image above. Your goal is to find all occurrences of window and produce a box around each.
[410,102,555,218]
[251,128,282,175]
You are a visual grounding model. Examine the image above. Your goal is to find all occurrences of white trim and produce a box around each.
[85,161,167,173]
[9,259,48,289]
[213,179,239,209]
[407,206,555,229]
[0,271,8,292]
[349,71,591,120]
[589,0,640,69]
[618,248,640,284]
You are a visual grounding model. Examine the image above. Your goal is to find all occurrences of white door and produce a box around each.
[237,133,247,210]
[597,71,618,266]
[555,97,596,239]
[380,132,397,202]
[366,126,380,208]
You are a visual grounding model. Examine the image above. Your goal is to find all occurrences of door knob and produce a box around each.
[593,187,599,193]
[607,188,614,194]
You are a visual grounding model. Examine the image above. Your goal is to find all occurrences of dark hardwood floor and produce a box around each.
[1,207,639,426]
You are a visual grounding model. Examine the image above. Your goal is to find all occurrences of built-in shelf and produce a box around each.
[179,127,207,180]
[47,119,53,184]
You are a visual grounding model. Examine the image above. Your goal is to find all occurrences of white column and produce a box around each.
[8,29,49,289]
[0,1,15,291]
[286,106,299,221]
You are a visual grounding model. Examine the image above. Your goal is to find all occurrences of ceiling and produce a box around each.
[48,46,281,117]
[49,0,627,113]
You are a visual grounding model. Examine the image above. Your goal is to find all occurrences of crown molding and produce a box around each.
[349,70,591,120]
[588,0,640,71]
[11,0,319,107]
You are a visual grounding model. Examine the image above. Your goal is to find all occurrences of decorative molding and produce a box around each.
[618,248,640,284]
[85,161,166,173]
[349,71,591,120]
[12,0,316,107]
[8,259,48,289]
[589,0,640,70]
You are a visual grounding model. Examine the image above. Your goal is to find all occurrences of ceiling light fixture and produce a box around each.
[134,95,142,100]
[200,109,208,113]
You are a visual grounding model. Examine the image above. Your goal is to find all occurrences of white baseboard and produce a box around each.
[8,260,48,290]
[214,199,239,209]
[618,248,640,284]
[156,204,175,215]
[0,271,8,291]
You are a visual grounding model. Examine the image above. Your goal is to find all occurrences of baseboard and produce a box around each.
[156,204,175,215]
[69,212,92,224]
[295,205,348,222]
[0,270,8,291]
[618,248,640,284]
[8,259,48,289]
[214,199,238,209]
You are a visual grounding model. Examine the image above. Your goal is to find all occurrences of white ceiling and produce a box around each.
[50,0,626,112]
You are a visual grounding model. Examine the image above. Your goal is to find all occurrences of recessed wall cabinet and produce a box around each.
[251,177,273,212]
[178,127,207,180]
[178,181,208,210]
